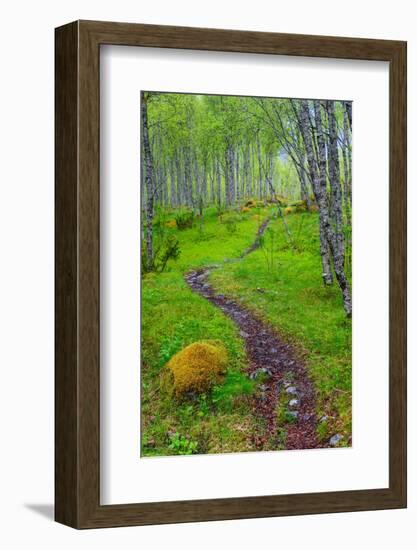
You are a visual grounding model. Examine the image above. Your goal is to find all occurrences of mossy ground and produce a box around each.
[141,204,352,456]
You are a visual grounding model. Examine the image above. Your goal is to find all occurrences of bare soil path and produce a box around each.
[185,219,318,450]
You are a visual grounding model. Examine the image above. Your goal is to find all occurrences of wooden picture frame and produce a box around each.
[55,20,407,529]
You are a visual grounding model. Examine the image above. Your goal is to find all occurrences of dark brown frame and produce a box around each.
[55,20,407,529]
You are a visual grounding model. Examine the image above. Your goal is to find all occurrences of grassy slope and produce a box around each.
[141,205,352,456]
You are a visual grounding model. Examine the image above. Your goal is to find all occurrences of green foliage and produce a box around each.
[175,210,195,230]
[155,235,181,272]
[259,227,277,273]
[168,433,198,455]
[317,419,330,442]
[142,208,181,274]
[224,217,237,234]
[219,212,241,234]
[142,234,181,275]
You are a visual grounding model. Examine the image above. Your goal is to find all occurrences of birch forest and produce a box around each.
[141,92,352,457]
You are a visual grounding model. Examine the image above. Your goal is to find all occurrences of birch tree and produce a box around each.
[141,91,155,270]
[298,99,333,286]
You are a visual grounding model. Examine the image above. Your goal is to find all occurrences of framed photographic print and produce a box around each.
[55,20,407,528]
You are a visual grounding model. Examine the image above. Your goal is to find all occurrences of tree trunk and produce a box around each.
[326,100,351,316]
[225,141,235,207]
[216,158,222,207]
[297,151,311,210]
[140,139,146,241]
[141,92,154,271]
[299,99,333,286]
[343,101,352,225]
[244,143,251,199]
[235,147,241,204]
[256,135,263,199]
[184,146,193,208]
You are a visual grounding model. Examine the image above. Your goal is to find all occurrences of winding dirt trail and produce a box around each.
[185,219,318,450]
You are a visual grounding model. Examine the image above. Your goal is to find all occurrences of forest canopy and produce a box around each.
[141,91,352,315]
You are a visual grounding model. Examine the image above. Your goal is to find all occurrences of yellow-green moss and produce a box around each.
[165,219,177,228]
[164,340,228,397]
[284,206,295,215]
[241,206,251,213]
[276,195,289,206]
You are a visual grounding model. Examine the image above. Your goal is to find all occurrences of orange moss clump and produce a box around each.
[284,206,295,215]
[241,207,251,213]
[165,219,177,228]
[165,340,228,397]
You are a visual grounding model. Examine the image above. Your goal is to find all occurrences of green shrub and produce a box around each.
[219,212,240,234]
[224,218,237,234]
[155,235,180,272]
[175,210,195,230]
[142,235,181,274]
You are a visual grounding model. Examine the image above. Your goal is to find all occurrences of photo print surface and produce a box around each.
[140,91,352,457]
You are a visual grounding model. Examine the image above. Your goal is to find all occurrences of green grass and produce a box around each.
[209,211,352,443]
[141,204,352,455]
[141,206,269,456]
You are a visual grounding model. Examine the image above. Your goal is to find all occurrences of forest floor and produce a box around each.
[185,219,317,450]
[141,204,352,456]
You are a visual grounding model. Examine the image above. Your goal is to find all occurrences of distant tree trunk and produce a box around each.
[235,148,240,204]
[268,151,274,200]
[184,147,193,208]
[256,135,263,199]
[244,143,251,198]
[201,157,208,205]
[216,158,222,207]
[155,123,165,206]
[209,157,215,204]
[230,147,236,205]
[159,158,166,206]
[169,157,177,208]
[141,92,154,270]
[299,100,333,286]
[174,153,183,206]
[225,141,235,207]
[193,152,201,213]
[251,142,257,198]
